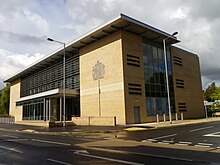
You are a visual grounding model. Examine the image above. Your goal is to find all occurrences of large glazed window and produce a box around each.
[142,42,175,116]
[20,55,79,97]
[22,99,44,120]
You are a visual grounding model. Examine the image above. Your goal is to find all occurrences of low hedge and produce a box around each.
[0,114,13,117]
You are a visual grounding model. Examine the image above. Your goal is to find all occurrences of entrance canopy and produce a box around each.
[16,88,79,105]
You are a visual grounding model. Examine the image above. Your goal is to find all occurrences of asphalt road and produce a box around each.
[0,122,219,165]
[0,126,195,165]
[123,121,220,148]
[0,127,99,164]
[114,120,220,164]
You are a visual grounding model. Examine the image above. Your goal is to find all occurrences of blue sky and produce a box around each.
[0,0,220,89]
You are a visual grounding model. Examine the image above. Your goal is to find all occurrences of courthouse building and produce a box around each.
[5,14,205,126]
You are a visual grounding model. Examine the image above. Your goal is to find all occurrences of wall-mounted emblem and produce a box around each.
[92,61,105,80]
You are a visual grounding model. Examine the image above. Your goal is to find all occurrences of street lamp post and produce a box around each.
[204,100,208,119]
[163,32,178,124]
[47,37,66,127]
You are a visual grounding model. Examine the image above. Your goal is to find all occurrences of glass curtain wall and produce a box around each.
[22,99,44,120]
[21,55,79,97]
[21,97,80,121]
[142,41,175,116]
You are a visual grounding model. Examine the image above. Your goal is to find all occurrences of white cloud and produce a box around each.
[23,9,49,33]
[0,0,220,89]
[60,24,75,30]
[174,17,212,55]
[170,7,189,19]
[0,48,44,80]
[0,14,5,24]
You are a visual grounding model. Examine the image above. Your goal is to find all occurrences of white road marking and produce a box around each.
[194,145,210,148]
[5,139,28,142]
[204,132,220,137]
[197,143,213,146]
[1,135,18,139]
[147,139,157,142]
[83,146,194,163]
[47,158,72,165]
[190,126,214,132]
[74,151,144,165]
[32,139,71,146]
[0,145,23,153]
[175,143,188,146]
[179,141,192,144]
[152,134,177,140]
[72,150,89,154]
[158,142,169,144]
[162,140,173,143]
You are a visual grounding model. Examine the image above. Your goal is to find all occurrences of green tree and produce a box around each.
[210,88,220,101]
[204,82,218,101]
[0,83,10,116]
[208,101,220,116]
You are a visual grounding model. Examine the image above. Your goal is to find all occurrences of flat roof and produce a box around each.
[172,45,198,57]
[5,13,180,82]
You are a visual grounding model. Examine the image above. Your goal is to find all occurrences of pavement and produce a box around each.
[126,117,220,130]
[1,117,220,135]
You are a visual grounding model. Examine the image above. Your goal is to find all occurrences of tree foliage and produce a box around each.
[0,83,10,116]
[210,88,220,101]
[208,101,220,116]
[204,82,218,101]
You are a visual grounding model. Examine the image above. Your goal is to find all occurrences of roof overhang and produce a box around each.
[5,13,180,83]
[16,88,79,104]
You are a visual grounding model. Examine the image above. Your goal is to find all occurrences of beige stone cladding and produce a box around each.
[9,79,22,122]
[121,31,147,124]
[171,47,205,119]
[79,31,126,125]
[72,116,116,126]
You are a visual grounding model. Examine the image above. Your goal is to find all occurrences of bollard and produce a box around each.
[88,116,91,126]
[176,113,178,121]
[181,113,184,120]
[114,116,116,126]
[163,114,166,122]
[156,114,159,123]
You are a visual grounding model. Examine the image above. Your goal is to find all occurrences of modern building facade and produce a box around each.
[5,14,204,126]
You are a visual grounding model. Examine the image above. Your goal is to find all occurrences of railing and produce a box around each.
[0,117,15,124]
[50,116,57,122]
[23,116,44,121]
